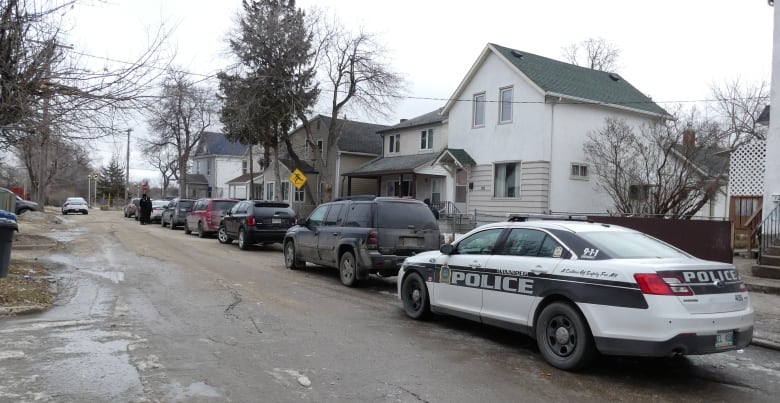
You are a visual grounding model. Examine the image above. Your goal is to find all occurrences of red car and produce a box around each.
[184,198,239,238]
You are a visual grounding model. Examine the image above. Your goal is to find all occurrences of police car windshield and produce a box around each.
[577,231,688,259]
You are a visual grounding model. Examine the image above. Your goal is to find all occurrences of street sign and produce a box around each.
[289,168,307,190]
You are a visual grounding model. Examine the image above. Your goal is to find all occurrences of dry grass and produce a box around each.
[0,260,53,308]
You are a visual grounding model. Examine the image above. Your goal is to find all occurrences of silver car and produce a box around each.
[62,198,88,215]
[150,199,168,223]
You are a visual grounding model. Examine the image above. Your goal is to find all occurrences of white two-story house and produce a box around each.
[437,43,669,220]
[190,131,247,198]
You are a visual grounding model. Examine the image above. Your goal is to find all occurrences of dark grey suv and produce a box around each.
[283,197,442,287]
[218,200,296,250]
[161,198,195,229]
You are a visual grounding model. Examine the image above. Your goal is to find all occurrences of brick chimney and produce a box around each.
[683,122,695,148]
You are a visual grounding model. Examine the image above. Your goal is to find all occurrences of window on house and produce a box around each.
[294,187,305,202]
[317,140,324,159]
[281,181,290,201]
[196,161,201,174]
[242,160,248,175]
[420,129,434,150]
[455,169,468,203]
[494,162,521,198]
[389,134,400,154]
[207,159,212,176]
[499,87,513,123]
[265,182,275,201]
[303,141,310,159]
[473,93,486,127]
[570,163,589,179]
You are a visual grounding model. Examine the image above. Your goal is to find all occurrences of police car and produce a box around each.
[397,214,753,370]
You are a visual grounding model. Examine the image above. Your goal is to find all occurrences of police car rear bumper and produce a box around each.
[594,326,753,357]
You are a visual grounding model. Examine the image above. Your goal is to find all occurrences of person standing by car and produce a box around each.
[423,198,439,220]
[139,194,152,225]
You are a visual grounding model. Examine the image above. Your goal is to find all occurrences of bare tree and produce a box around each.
[584,113,727,218]
[709,78,769,146]
[145,68,215,197]
[562,37,621,72]
[297,12,404,201]
[139,138,178,197]
[0,0,171,204]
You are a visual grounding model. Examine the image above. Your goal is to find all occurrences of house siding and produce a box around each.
[466,161,549,221]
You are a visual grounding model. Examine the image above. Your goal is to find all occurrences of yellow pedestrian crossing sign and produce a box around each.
[289,168,307,190]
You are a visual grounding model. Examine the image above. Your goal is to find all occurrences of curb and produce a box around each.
[750,338,780,351]
[746,283,780,296]
[0,305,46,316]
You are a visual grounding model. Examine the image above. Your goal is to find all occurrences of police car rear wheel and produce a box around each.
[339,251,358,287]
[536,302,596,371]
[401,272,430,319]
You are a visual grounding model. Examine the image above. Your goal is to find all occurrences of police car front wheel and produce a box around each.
[535,302,596,371]
[401,272,430,320]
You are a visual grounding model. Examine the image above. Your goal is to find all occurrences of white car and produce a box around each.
[149,199,168,223]
[397,214,753,371]
[62,198,89,215]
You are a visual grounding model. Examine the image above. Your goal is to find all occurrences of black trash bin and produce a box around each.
[0,210,18,278]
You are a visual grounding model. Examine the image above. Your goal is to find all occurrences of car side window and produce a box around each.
[455,228,504,255]
[538,235,565,258]
[344,204,372,227]
[501,229,546,257]
[307,205,328,227]
[323,204,343,226]
[237,202,248,214]
[230,203,241,214]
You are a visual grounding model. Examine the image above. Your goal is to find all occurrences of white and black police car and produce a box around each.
[397,214,753,371]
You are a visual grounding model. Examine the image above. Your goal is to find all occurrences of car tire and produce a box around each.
[238,228,250,250]
[62,211,68,215]
[339,251,358,287]
[401,272,431,320]
[535,302,596,371]
[197,222,205,238]
[217,226,232,244]
[161,217,166,227]
[184,221,192,235]
[284,241,305,270]
[84,211,88,215]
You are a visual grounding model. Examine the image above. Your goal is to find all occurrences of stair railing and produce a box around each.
[758,203,780,262]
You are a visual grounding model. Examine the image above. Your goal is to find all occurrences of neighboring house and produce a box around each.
[190,132,247,198]
[345,108,452,210]
[262,115,389,217]
[184,173,209,199]
[436,43,669,220]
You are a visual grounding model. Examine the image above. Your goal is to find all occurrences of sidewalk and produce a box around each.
[734,256,780,350]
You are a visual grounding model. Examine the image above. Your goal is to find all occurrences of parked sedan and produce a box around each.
[62,198,89,215]
[149,200,169,223]
[124,197,141,218]
[218,200,296,250]
[14,195,39,215]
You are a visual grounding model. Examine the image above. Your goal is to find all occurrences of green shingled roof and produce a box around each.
[491,43,668,117]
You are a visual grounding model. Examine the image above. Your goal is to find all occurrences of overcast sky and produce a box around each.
[67,0,775,184]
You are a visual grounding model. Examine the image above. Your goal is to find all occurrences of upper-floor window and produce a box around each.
[317,140,324,159]
[303,141,310,159]
[294,187,305,202]
[207,159,212,176]
[242,160,248,175]
[420,129,434,150]
[499,87,513,123]
[473,92,486,127]
[494,162,521,198]
[265,182,275,201]
[570,163,589,180]
[388,134,400,154]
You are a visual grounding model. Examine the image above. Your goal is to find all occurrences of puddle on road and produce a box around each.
[42,328,143,400]
[45,228,85,243]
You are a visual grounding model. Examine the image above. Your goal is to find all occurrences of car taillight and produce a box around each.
[367,231,378,249]
[634,273,694,296]
[247,216,256,226]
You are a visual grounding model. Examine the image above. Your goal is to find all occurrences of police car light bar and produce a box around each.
[506,213,590,222]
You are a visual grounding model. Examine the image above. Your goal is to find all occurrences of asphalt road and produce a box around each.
[1,210,779,402]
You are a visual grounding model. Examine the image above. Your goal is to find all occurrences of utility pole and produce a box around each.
[125,128,132,204]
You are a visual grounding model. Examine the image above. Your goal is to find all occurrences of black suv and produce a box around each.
[283,197,442,287]
[161,198,196,229]
[218,200,296,250]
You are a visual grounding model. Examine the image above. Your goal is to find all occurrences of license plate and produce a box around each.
[272,218,282,224]
[402,237,421,247]
[715,331,734,348]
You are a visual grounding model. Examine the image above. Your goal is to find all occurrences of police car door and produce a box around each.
[481,228,566,327]
[433,228,504,319]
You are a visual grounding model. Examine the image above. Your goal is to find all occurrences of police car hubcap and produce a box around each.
[547,315,576,356]
[555,327,570,344]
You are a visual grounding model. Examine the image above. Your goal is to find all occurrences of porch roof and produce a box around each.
[226,172,264,185]
[345,153,438,177]
[432,148,476,168]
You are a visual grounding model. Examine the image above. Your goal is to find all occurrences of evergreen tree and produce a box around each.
[96,155,126,203]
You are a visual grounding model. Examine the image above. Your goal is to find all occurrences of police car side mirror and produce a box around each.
[440,244,454,254]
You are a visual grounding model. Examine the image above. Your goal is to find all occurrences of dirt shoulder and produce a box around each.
[0,209,66,315]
